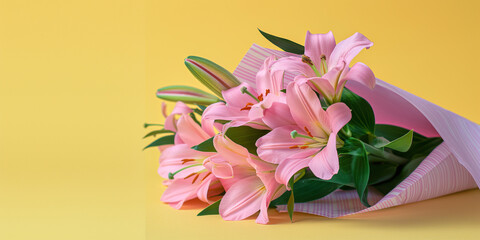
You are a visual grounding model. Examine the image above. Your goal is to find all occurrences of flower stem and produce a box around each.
[340,125,352,138]
[363,143,409,165]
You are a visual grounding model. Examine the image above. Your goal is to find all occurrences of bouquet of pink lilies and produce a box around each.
[144,29,475,224]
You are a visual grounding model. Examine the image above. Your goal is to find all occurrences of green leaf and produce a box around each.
[271,178,341,205]
[375,124,443,159]
[325,155,354,186]
[374,156,424,195]
[346,138,370,207]
[374,129,414,152]
[341,88,375,137]
[193,104,207,116]
[258,28,304,54]
[143,129,173,138]
[197,199,221,216]
[189,112,201,126]
[144,123,163,128]
[336,148,397,186]
[374,136,443,194]
[214,119,230,124]
[193,108,203,115]
[368,163,397,185]
[144,134,175,150]
[287,178,295,222]
[408,137,443,158]
[375,124,427,142]
[225,126,270,154]
[196,104,207,111]
[191,137,216,152]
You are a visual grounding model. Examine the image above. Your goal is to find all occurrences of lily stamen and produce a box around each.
[201,172,212,181]
[304,127,314,138]
[320,56,328,76]
[168,163,203,179]
[301,55,313,65]
[192,174,200,184]
[265,89,271,96]
[181,159,195,164]
[240,102,254,111]
[289,144,309,149]
[241,86,260,102]
[302,55,322,77]
[290,130,314,140]
[184,173,196,179]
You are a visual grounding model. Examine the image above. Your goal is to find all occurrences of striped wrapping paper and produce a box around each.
[233,44,480,217]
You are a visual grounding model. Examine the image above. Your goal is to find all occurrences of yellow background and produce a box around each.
[1,0,480,239]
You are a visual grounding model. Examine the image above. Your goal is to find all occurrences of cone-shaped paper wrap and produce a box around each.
[233,44,479,217]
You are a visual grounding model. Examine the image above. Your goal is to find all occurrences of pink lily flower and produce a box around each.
[202,56,285,130]
[159,113,223,209]
[203,134,286,224]
[273,31,376,103]
[163,101,193,132]
[256,82,352,186]
[162,101,194,145]
[248,55,286,120]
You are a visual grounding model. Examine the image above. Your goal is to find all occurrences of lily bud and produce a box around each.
[184,56,241,97]
[156,85,220,105]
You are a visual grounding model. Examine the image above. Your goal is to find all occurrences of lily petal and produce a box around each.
[247,155,277,173]
[308,133,340,180]
[223,83,258,109]
[305,103,350,180]
[328,32,373,69]
[202,102,248,132]
[160,178,200,209]
[219,175,265,221]
[286,82,330,137]
[341,62,376,90]
[203,155,234,179]
[307,77,336,102]
[256,55,284,95]
[256,125,317,164]
[248,93,284,120]
[275,157,311,188]
[164,101,193,132]
[157,144,208,179]
[220,165,257,191]
[213,134,251,166]
[176,114,212,146]
[256,173,286,224]
[322,60,348,88]
[161,102,168,118]
[272,56,315,77]
[196,173,223,204]
[263,102,295,129]
[304,31,336,69]
[326,102,352,132]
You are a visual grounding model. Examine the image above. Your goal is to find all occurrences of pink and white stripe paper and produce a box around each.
[233,44,480,217]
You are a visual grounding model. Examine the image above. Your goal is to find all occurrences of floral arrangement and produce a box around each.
[145,29,479,224]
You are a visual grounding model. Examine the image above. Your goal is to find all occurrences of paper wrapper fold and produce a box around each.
[232,44,480,217]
